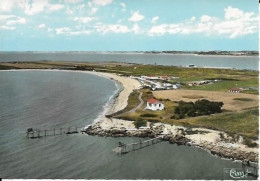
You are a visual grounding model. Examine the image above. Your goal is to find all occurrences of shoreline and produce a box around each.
[1,69,258,163]
[1,51,258,57]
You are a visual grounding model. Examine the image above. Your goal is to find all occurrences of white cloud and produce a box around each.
[56,27,72,34]
[0,25,15,30]
[93,0,113,6]
[120,2,126,11]
[132,23,141,34]
[6,17,26,25]
[73,17,95,23]
[0,15,26,26]
[200,15,212,22]
[70,30,91,35]
[65,0,83,3]
[90,7,98,14]
[75,4,85,11]
[190,16,196,21]
[23,0,49,15]
[0,15,16,21]
[129,11,144,22]
[0,14,26,30]
[38,24,46,29]
[95,24,130,34]
[47,4,64,11]
[66,7,74,15]
[66,4,86,15]
[224,6,245,20]
[8,0,64,15]
[149,24,181,35]
[94,23,143,34]
[88,2,93,7]
[0,1,15,12]
[47,27,53,32]
[151,16,159,23]
[148,6,259,38]
[120,2,126,8]
[55,26,91,35]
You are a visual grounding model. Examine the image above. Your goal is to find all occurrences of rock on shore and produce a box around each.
[83,122,258,163]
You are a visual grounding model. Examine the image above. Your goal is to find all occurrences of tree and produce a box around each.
[133,120,147,128]
[172,99,224,119]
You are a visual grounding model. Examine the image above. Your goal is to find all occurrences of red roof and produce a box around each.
[229,88,242,91]
[147,98,160,104]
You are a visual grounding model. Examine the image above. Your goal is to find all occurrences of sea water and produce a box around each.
[0,52,258,70]
[0,70,257,179]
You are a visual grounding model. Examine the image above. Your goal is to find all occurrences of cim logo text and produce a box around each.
[224,168,252,179]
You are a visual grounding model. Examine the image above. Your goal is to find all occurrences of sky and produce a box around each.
[0,0,259,51]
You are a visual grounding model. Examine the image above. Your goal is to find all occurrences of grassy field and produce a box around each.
[116,89,177,123]
[181,79,258,93]
[117,88,258,140]
[118,89,259,139]
[164,108,259,139]
[153,89,258,111]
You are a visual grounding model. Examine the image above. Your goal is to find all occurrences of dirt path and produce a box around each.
[117,91,144,116]
[128,91,144,113]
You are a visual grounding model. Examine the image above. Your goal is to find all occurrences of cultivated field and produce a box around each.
[153,89,258,111]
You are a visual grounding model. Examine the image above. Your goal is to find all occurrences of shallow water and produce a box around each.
[0,52,258,70]
[0,70,257,179]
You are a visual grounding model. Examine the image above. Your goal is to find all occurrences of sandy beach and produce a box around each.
[82,71,141,129]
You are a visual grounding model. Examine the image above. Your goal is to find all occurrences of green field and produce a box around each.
[118,89,259,139]
[116,87,259,143]
[169,108,259,139]
[182,80,258,93]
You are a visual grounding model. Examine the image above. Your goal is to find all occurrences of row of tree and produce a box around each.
[172,99,224,119]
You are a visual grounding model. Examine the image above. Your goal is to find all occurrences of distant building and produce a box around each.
[146,98,164,111]
[229,88,242,93]
[188,80,212,86]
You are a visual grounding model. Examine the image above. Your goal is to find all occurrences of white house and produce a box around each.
[146,98,164,111]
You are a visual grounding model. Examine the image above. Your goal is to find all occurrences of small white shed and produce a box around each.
[145,98,164,111]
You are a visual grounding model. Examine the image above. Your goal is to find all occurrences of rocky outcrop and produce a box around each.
[163,134,191,145]
[85,123,154,138]
[204,143,258,162]
[83,122,258,163]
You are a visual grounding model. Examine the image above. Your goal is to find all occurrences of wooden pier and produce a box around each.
[113,136,164,154]
[26,127,82,139]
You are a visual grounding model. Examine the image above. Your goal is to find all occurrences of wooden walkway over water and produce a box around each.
[26,126,84,139]
[113,136,164,154]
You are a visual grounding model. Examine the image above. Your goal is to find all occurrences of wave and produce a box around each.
[91,78,123,125]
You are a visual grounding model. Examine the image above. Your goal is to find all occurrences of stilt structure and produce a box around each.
[113,136,164,154]
[26,126,82,139]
